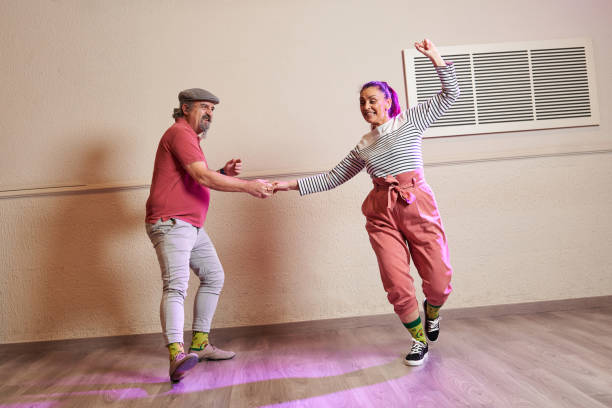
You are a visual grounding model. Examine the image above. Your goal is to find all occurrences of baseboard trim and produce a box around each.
[2,295,610,352]
[441,295,612,320]
[212,295,612,340]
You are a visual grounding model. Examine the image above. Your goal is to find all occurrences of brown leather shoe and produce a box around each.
[190,344,236,361]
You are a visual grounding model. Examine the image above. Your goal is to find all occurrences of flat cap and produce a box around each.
[178,88,220,104]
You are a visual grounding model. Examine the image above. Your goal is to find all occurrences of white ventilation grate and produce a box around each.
[402,38,600,137]
[414,53,476,127]
[531,47,592,120]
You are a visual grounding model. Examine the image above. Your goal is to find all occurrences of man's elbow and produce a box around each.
[186,167,212,187]
[196,171,215,187]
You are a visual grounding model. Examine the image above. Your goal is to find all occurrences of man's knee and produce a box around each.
[204,268,225,292]
[163,286,188,299]
[162,274,190,297]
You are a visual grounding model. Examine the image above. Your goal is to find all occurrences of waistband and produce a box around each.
[371,169,425,208]
[372,169,425,188]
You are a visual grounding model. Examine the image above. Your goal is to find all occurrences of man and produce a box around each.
[145,88,273,382]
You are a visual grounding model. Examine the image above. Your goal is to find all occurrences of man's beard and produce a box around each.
[199,115,211,138]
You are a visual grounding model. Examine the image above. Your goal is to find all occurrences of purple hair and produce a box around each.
[360,81,401,118]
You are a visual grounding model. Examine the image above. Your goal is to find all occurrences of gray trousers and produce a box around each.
[146,218,224,345]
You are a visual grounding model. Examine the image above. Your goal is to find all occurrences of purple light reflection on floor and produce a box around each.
[18,372,167,387]
[1,387,153,407]
[28,387,150,400]
[259,362,428,408]
[1,342,410,405]
[164,346,400,395]
[0,403,61,408]
[260,389,370,408]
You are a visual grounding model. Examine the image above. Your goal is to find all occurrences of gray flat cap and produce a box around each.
[178,88,220,104]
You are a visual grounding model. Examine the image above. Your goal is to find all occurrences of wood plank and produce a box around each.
[1,306,611,407]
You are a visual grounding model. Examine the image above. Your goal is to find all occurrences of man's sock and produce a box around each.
[167,342,184,361]
[403,317,427,344]
[426,302,441,320]
[190,331,209,351]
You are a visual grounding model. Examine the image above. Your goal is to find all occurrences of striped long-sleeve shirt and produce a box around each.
[298,63,459,196]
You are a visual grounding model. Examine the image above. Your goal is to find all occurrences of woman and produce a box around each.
[275,39,459,365]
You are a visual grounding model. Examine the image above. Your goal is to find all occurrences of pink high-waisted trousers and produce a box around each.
[361,169,453,322]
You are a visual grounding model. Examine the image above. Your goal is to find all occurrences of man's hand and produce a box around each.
[222,158,243,177]
[246,179,274,199]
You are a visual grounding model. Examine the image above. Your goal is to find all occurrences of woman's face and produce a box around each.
[360,86,391,127]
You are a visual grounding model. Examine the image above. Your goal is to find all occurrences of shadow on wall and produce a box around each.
[29,143,143,340]
[204,174,379,330]
[208,190,302,328]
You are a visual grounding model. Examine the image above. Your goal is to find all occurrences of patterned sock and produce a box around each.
[167,342,184,361]
[426,302,441,320]
[403,317,427,344]
[190,331,209,351]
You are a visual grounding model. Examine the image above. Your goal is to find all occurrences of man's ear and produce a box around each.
[181,103,190,116]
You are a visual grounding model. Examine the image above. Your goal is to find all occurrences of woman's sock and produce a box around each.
[403,317,427,344]
[426,302,441,320]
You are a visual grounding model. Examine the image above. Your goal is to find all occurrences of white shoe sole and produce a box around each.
[403,353,428,366]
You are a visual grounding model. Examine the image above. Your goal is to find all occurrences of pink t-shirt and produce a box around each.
[145,118,211,227]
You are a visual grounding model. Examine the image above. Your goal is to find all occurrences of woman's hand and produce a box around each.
[272,180,298,192]
[414,38,446,67]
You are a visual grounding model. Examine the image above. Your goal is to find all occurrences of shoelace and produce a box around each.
[427,316,440,331]
[410,340,426,353]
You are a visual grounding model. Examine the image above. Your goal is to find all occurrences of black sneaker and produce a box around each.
[423,300,440,342]
[404,339,428,366]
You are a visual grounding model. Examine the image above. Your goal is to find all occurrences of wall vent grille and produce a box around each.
[403,38,599,137]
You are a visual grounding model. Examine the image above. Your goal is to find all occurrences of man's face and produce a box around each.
[184,101,216,135]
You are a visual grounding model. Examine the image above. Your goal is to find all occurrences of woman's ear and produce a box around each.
[385,98,392,112]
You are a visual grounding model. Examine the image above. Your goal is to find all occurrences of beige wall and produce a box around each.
[1,0,611,343]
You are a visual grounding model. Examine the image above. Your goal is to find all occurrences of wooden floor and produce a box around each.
[1,305,611,408]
